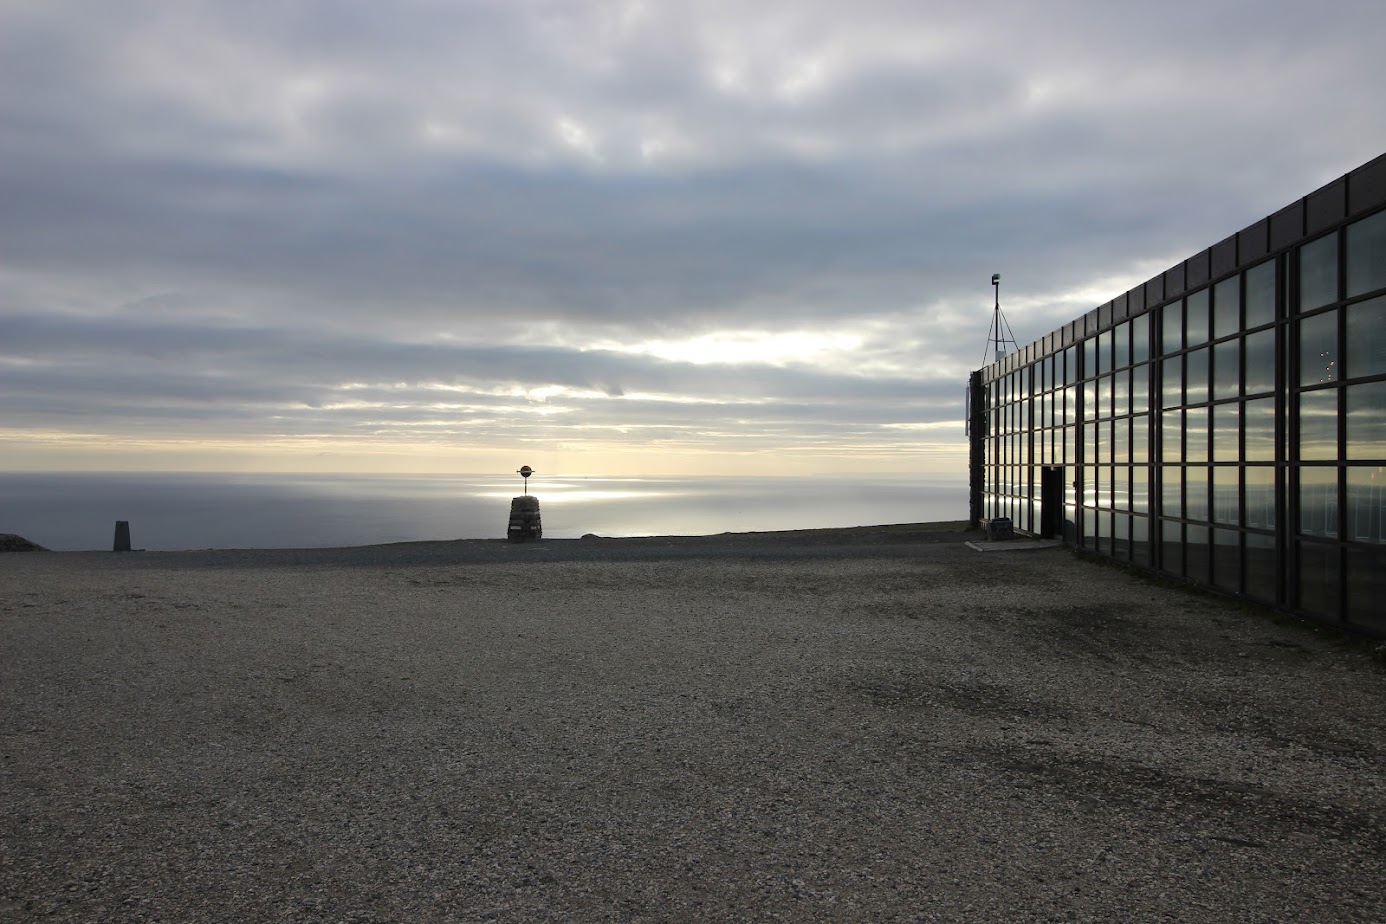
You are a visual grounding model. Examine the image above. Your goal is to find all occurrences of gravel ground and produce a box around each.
[2,528,1384,923]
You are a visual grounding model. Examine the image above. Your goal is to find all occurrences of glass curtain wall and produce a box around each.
[977,198,1385,636]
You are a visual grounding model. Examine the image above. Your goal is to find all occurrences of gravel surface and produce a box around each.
[3,529,1384,922]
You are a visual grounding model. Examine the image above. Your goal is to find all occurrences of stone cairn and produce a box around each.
[507,465,541,542]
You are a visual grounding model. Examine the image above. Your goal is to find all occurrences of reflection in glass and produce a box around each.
[1132,515,1150,566]
[1185,466,1209,522]
[1185,407,1208,463]
[1298,389,1338,461]
[1065,346,1077,385]
[1346,466,1385,544]
[1186,524,1210,583]
[1160,520,1183,576]
[1084,337,1097,380]
[1346,380,1386,460]
[1095,419,1110,465]
[1245,398,1275,462]
[1161,466,1182,518]
[1213,404,1240,462]
[1132,466,1148,514]
[1064,425,1075,466]
[1299,311,1339,385]
[1186,289,1210,345]
[1163,302,1183,354]
[1096,465,1109,509]
[1346,209,1386,298]
[1161,410,1182,462]
[1114,371,1129,417]
[1245,260,1276,328]
[1113,514,1130,560]
[1186,348,1210,404]
[1213,340,1239,400]
[1213,467,1239,525]
[1297,541,1340,620]
[1346,295,1386,379]
[1101,330,1114,375]
[1113,468,1130,512]
[1299,467,1337,538]
[1114,418,1129,464]
[1162,356,1182,408]
[1083,466,1097,508]
[1097,375,1113,419]
[1244,329,1275,395]
[1213,528,1240,591]
[1300,233,1338,312]
[1245,532,1277,602]
[1245,466,1276,529]
[1132,364,1149,414]
[1346,546,1386,633]
[1064,386,1078,426]
[1214,276,1240,339]
[1083,380,1097,421]
[1132,415,1149,463]
[1132,316,1150,364]
[1115,322,1130,369]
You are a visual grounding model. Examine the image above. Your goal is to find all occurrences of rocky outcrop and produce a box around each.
[0,533,48,552]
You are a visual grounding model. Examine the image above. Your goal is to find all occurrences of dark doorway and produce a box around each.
[1040,466,1063,539]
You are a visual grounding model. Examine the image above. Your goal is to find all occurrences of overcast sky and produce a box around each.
[3,0,1383,476]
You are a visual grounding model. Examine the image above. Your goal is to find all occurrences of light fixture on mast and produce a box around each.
[982,272,1018,365]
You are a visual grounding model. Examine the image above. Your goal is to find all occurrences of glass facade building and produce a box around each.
[968,153,1386,637]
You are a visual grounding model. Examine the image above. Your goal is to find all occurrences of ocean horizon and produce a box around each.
[0,471,970,552]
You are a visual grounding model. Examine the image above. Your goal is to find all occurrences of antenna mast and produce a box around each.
[982,273,1018,365]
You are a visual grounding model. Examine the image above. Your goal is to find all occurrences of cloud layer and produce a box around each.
[3,0,1384,473]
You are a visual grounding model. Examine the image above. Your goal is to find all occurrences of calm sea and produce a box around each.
[0,472,969,552]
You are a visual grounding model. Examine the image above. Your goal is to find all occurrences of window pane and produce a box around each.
[1114,417,1130,464]
[1132,515,1150,566]
[1132,364,1149,414]
[1098,375,1113,419]
[1246,466,1276,529]
[1132,316,1150,364]
[1347,465,1386,543]
[1214,276,1240,339]
[1186,524,1210,583]
[1161,466,1182,518]
[1298,389,1338,461]
[1297,541,1340,620]
[1346,380,1386,460]
[1300,233,1339,312]
[1245,397,1275,462]
[1186,289,1210,345]
[1245,532,1277,602]
[1084,337,1097,379]
[1299,467,1338,538]
[1213,528,1240,591]
[1132,466,1149,514]
[1345,294,1386,379]
[1162,410,1182,462]
[1213,340,1240,400]
[1162,302,1182,354]
[1096,418,1110,464]
[1214,468,1240,525]
[1346,546,1386,634]
[1244,329,1275,395]
[1299,310,1339,386]
[1186,466,1209,521]
[1346,209,1386,298]
[1186,348,1210,404]
[1083,379,1097,420]
[1114,370,1129,417]
[1114,321,1130,369]
[1132,415,1149,463]
[1214,403,1240,461]
[1186,407,1208,462]
[1162,356,1182,408]
[1245,260,1276,328]
[1161,519,1183,576]
[1064,346,1077,385]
